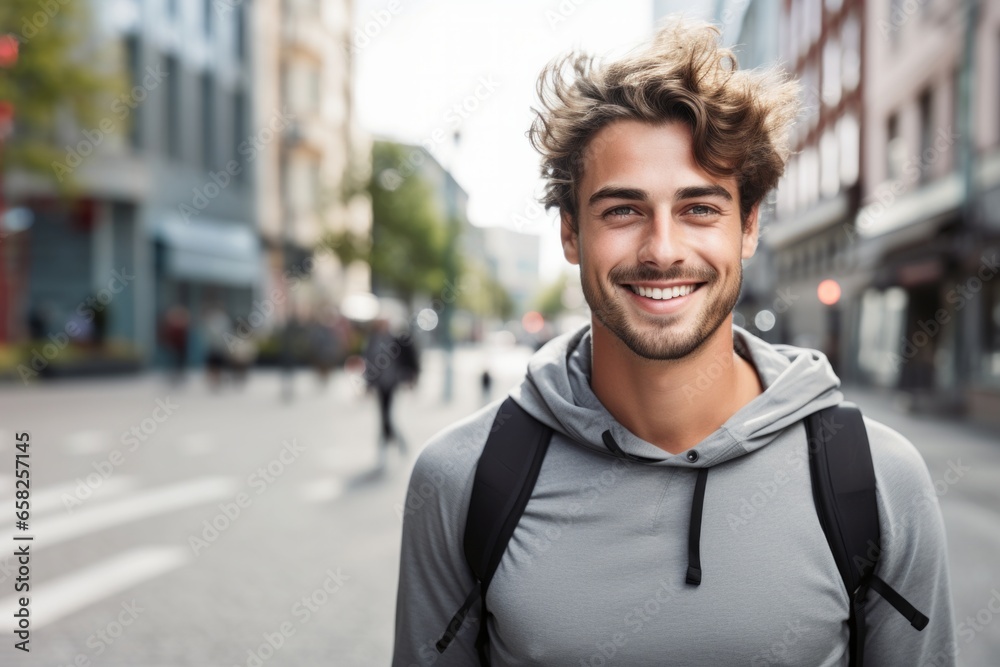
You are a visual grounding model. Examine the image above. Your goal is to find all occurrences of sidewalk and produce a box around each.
[842,383,1000,458]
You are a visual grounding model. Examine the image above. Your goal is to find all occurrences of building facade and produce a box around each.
[5,0,368,373]
[255,0,371,333]
[729,0,1000,425]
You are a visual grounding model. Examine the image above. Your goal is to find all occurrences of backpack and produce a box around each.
[436,397,929,666]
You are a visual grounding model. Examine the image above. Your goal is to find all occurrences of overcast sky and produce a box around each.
[352,0,715,281]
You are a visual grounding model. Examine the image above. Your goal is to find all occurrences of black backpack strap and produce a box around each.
[436,396,553,664]
[807,402,928,667]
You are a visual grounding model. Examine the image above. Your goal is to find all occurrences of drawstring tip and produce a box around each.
[686,565,702,586]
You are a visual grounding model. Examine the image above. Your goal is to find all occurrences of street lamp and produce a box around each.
[440,131,461,403]
[280,120,303,402]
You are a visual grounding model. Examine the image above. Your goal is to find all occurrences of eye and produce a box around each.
[686,204,719,217]
[603,205,638,219]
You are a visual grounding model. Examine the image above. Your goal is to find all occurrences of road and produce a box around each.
[0,344,997,666]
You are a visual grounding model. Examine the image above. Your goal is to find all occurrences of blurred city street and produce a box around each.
[0,344,532,666]
[0,344,997,665]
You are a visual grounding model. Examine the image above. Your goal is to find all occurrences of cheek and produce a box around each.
[697,230,744,266]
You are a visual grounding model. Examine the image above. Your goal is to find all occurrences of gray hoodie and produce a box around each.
[392,323,956,666]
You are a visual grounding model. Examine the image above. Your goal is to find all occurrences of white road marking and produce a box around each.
[0,546,189,632]
[299,478,345,503]
[31,475,141,516]
[64,430,113,455]
[0,476,239,551]
[177,432,216,457]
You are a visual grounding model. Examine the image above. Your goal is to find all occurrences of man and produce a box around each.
[392,17,955,666]
[364,317,419,465]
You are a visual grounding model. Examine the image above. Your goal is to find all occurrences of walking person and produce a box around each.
[392,17,954,666]
[480,368,493,405]
[364,317,420,467]
[159,304,190,384]
[202,304,233,390]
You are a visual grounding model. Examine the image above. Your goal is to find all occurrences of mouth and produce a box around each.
[621,282,706,301]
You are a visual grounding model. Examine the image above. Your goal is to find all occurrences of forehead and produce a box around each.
[577,119,737,200]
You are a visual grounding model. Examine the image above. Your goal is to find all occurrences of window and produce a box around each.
[201,72,214,170]
[889,0,904,47]
[841,12,860,92]
[164,55,181,161]
[308,66,320,114]
[204,0,213,36]
[918,88,933,183]
[233,88,247,179]
[779,159,797,216]
[820,128,839,198]
[952,66,962,142]
[838,112,859,187]
[799,146,819,209]
[985,277,1000,383]
[789,0,800,63]
[886,112,902,180]
[123,34,142,150]
[822,36,842,108]
[309,159,321,212]
[236,3,247,63]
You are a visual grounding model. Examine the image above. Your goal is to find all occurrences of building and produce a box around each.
[254,0,371,333]
[4,0,368,374]
[729,0,1000,425]
[8,0,261,368]
[853,0,1000,421]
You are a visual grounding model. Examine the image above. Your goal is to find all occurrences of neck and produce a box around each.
[589,316,764,455]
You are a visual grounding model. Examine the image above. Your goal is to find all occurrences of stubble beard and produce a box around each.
[581,260,742,361]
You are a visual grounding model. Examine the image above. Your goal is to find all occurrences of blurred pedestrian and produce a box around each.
[309,312,342,390]
[203,304,233,390]
[228,329,258,388]
[480,368,492,405]
[159,304,190,384]
[363,317,420,466]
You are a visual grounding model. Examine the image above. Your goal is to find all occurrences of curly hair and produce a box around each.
[527,15,800,231]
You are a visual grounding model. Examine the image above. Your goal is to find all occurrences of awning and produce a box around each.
[156,215,261,287]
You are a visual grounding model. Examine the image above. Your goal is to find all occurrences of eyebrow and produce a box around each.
[675,185,733,203]
[587,186,648,207]
[587,184,734,207]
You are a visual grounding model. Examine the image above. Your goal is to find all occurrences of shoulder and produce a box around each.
[403,398,505,522]
[859,415,946,550]
[860,415,935,495]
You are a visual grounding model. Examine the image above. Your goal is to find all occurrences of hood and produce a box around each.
[509,322,844,469]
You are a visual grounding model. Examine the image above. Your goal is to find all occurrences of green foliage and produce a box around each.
[458,261,515,320]
[0,0,121,187]
[321,141,460,305]
[533,272,570,319]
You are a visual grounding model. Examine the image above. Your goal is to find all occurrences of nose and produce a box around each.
[636,209,687,269]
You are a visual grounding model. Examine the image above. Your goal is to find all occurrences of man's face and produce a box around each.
[561,119,759,361]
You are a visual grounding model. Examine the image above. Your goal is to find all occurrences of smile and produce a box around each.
[625,283,703,300]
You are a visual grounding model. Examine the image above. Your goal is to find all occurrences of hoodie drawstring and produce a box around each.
[601,430,661,463]
[601,429,710,586]
[686,467,709,586]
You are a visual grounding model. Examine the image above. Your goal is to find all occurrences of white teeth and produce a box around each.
[630,284,699,300]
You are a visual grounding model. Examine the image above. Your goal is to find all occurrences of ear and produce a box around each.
[741,203,760,261]
[560,210,580,265]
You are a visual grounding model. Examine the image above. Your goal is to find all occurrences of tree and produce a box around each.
[0,0,119,185]
[322,141,458,306]
[458,261,515,321]
[533,272,570,319]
